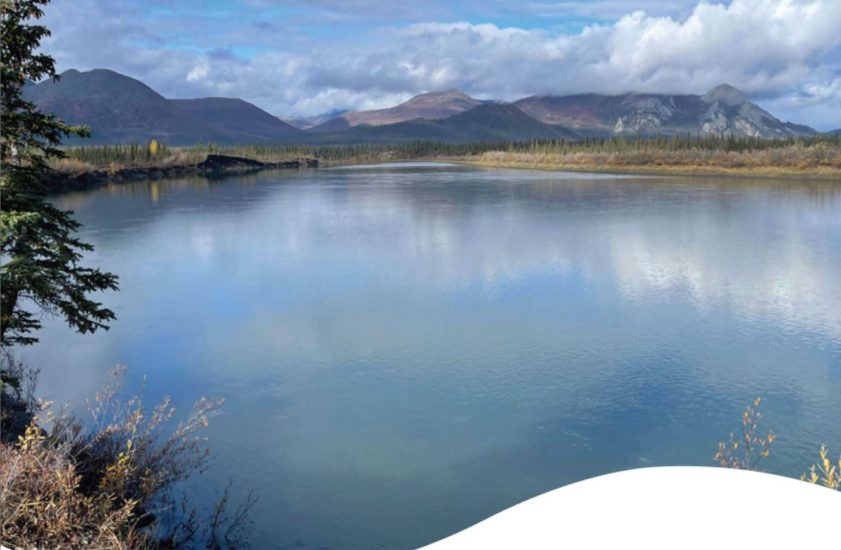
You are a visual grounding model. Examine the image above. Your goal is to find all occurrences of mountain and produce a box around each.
[25,69,207,145]
[310,89,484,132]
[313,103,578,144]
[27,69,818,146]
[279,109,348,130]
[170,97,302,143]
[25,69,304,145]
[514,84,816,138]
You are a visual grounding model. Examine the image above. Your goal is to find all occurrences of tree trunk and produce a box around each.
[1,285,18,343]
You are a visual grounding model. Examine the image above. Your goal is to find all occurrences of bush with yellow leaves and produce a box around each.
[801,444,840,490]
[714,397,776,471]
[716,397,840,493]
[0,424,146,548]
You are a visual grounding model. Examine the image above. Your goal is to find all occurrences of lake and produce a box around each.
[25,163,841,548]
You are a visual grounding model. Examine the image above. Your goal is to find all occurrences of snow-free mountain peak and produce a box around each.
[311,89,483,131]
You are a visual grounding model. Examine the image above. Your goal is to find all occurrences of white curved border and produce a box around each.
[422,467,841,549]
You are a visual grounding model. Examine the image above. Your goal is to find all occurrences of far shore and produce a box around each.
[48,154,841,193]
[48,137,841,193]
[445,157,841,180]
[47,153,319,192]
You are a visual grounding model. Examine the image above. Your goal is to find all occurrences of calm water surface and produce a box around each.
[25,163,841,548]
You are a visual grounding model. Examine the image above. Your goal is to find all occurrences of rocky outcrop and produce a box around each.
[697,85,810,138]
[197,154,265,172]
[613,95,679,134]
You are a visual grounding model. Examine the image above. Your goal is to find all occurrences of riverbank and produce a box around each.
[452,159,841,179]
[46,153,319,192]
[48,138,841,191]
[447,147,841,179]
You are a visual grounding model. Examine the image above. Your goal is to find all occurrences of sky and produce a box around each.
[41,0,841,130]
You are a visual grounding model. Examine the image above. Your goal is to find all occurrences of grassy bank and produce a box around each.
[455,155,841,178]
[454,142,841,178]
[52,135,841,180]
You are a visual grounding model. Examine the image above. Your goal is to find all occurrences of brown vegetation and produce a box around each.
[0,426,144,548]
[53,136,841,180]
[468,142,841,177]
[0,363,255,549]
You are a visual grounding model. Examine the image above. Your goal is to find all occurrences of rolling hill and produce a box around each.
[25,69,304,145]
[514,85,816,138]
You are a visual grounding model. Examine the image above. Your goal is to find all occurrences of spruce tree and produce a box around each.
[1,0,118,347]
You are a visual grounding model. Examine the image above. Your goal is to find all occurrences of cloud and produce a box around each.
[41,0,841,129]
[322,1,841,102]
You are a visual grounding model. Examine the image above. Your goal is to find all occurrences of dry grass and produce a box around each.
[0,363,254,549]
[465,143,841,178]
[51,157,97,174]
[50,151,205,176]
[0,426,147,549]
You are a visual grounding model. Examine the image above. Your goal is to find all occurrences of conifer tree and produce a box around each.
[1,0,118,347]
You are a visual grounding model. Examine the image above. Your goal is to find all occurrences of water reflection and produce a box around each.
[23,165,841,549]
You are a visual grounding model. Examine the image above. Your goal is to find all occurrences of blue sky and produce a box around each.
[42,0,841,129]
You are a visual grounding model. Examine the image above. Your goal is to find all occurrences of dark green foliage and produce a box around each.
[501,132,840,155]
[67,141,172,165]
[197,141,511,161]
[1,0,118,346]
[60,141,513,166]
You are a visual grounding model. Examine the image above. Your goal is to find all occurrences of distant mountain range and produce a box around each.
[26,69,822,146]
[313,103,578,144]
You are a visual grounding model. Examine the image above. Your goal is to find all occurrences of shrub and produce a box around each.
[801,444,841,490]
[716,397,840,493]
[0,363,255,548]
[714,397,776,471]
[0,425,146,548]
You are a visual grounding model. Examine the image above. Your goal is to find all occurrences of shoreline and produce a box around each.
[445,158,841,180]
[46,153,841,195]
[46,154,319,193]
